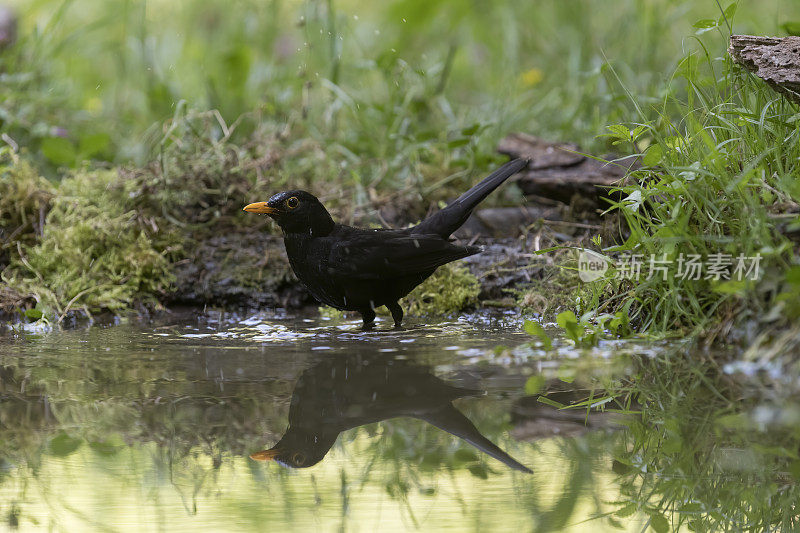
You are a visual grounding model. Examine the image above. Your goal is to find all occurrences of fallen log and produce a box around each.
[729,35,800,104]
[498,133,636,207]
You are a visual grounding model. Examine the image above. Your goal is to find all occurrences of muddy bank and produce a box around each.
[165,202,603,313]
[0,126,620,324]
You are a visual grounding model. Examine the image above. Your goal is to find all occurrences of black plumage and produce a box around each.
[244,158,528,327]
[250,354,532,473]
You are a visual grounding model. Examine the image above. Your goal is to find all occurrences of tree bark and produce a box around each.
[729,35,800,104]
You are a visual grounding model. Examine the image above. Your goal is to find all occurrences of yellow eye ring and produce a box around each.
[292,452,305,465]
[286,197,299,209]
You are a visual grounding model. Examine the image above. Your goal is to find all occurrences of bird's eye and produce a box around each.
[292,452,305,465]
[285,197,299,209]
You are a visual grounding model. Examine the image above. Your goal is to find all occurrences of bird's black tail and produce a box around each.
[411,158,529,238]
[416,404,532,473]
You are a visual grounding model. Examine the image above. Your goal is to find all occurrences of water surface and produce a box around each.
[1,311,796,531]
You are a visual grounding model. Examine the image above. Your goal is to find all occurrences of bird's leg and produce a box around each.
[386,301,404,329]
[360,308,376,330]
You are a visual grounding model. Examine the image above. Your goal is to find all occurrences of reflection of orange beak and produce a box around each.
[250,448,280,461]
[243,202,279,214]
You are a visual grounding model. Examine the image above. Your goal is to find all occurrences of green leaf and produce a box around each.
[564,323,582,343]
[24,308,43,320]
[719,3,737,25]
[556,310,583,343]
[604,124,630,141]
[786,266,800,286]
[642,144,663,167]
[79,133,111,158]
[460,123,483,136]
[89,434,126,456]
[41,136,77,166]
[615,503,637,518]
[649,513,670,533]
[537,395,566,409]
[524,375,546,395]
[467,464,489,479]
[556,310,578,330]
[447,138,471,148]
[692,18,717,29]
[523,320,552,349]
[454,448,480,464]
[48,433,82,457]
[782,22,800,36]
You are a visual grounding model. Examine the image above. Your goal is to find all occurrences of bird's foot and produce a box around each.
[387,302,404,331]
[359,308,377,330]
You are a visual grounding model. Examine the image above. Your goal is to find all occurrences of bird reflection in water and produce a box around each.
[251,354,531,473]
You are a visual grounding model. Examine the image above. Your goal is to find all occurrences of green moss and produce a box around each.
[0,150,54,268]
[403,263,480,316]
[3,170,173,318]
[319,263,480,320]
[318,306,346,319]
[516,249,622,322]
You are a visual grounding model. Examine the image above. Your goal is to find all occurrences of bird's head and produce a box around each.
[243,190,335,236]
[249,429,333,469]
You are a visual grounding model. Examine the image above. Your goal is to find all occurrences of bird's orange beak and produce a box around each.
[250,448,280,461]
[243,202,279,214]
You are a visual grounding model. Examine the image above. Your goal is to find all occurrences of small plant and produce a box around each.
[524,308,632,349]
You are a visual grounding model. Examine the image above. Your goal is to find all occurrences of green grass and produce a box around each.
[2,0,800,328]
[598,19,800,340]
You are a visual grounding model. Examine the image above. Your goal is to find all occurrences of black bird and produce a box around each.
[250,354,532,473]
[243,158,528,328]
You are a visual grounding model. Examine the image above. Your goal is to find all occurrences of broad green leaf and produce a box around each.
[24,308,43,320]
[41,136,76,166]
[79,133,111,157]
[642,144,663,167]
[48,433,82,457]
[692,18,717,29]
[523,320,552,349]
[556,310,578,330]
[718,3,737,25]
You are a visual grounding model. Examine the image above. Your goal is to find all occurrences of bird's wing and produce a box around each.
[326,230,478,280]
